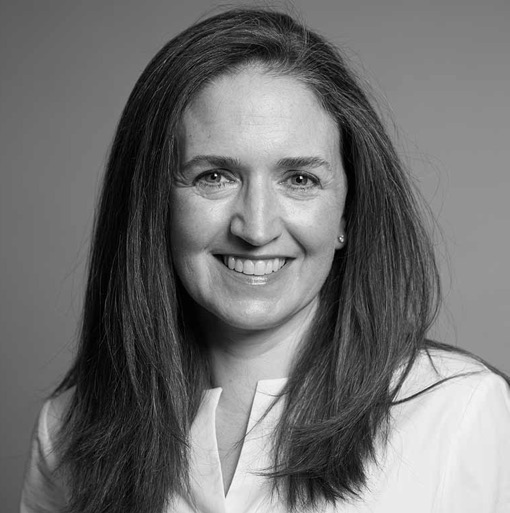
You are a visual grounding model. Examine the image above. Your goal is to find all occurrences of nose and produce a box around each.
[229,179,282,246]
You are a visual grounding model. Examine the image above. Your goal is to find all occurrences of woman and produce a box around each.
[21,8,510,513]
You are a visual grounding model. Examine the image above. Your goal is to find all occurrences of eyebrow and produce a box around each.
[181,155,243,171]
[182,155,332,171]
[276,156,331,171]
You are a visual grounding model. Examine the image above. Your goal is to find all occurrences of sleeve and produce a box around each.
[438,373,510,513]
[20,400,67,513]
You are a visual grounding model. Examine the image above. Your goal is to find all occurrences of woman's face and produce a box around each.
[170,68,347,332]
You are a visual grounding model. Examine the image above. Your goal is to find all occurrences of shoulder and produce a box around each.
[32,388,74,467]
[396,347,508,402]
[20,389,74,511]
[390,348,510,472]
[379,349,510,510]
[45,388,73,437]
[391,348,510,455]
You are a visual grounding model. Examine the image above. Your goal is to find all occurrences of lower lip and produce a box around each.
[216,258,289,286]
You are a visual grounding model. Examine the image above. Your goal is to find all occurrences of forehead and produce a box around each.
[180,67,340,159]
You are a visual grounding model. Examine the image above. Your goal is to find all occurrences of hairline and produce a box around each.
[171,60,342,180]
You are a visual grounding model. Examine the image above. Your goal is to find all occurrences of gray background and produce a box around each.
[1,0,509,508]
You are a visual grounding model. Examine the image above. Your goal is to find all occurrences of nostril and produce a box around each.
[229,214,282,247]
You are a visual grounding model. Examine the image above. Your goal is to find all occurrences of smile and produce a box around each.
[221,256,287,276]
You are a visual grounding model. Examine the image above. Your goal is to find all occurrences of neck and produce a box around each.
[197,300,318,405]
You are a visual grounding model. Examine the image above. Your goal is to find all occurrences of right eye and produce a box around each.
[194,171,234,187]
[192,171,239,197]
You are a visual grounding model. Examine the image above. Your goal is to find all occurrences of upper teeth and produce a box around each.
[222,256,286,275]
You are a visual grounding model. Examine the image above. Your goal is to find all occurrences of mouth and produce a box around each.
[220,255,287,276]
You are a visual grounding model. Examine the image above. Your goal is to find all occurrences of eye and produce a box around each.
[283,172,320,189]
[194,171,236,188]
[290,174,312,187]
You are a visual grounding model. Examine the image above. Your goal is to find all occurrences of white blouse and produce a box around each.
[21,350,510,512]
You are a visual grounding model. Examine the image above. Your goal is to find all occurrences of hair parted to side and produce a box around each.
[55,8,441,513]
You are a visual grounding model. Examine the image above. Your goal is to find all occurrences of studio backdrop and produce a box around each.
[1,0,509,509]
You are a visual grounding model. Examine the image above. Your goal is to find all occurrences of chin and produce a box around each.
[207,303,291,332]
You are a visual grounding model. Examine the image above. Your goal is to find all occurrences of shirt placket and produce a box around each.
[189,388,228,513]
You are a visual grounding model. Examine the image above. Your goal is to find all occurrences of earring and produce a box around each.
[338,234,345,244]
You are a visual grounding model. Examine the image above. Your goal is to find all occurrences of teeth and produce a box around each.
[221,256,286,275]
[244,260,255,275]
[253,261,265,275]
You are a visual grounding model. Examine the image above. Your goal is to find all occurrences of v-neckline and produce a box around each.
[188,379,287,512]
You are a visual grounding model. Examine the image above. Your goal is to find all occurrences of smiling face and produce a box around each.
[169,67,347,333]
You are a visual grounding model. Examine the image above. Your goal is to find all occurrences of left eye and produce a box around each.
[290,174,310,186]
[285,173,318,188]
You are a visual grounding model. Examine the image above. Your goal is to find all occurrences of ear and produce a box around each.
[335,217,346,250]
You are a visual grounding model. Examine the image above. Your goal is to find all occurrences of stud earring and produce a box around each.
[338,234,345,244]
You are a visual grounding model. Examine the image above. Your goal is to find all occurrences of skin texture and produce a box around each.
[170,67,347,338]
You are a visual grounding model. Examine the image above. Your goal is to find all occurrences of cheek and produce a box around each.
[168,200,211,296]
[169,193,226,261]
[169,195,202,264]
[289,200,343,255]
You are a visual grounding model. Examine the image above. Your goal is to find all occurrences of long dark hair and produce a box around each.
[56,8,443,512]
